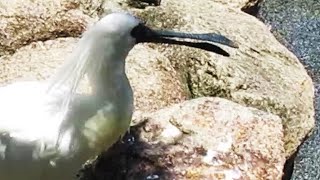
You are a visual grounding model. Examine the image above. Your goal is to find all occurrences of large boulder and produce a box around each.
[100,0,315,157]
[79,97,285,180]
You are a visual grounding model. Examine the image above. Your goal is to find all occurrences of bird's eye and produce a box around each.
[130,23,157,43]
[130,23,147,39]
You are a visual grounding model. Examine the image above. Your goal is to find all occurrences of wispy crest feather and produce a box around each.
[46,30,98,122]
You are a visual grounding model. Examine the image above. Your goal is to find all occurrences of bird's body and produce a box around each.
[0,12,237,180]
[0,80,132,180]
[0,13,135,179]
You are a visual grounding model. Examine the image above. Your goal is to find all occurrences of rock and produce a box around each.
[210,0,260,9]
[127,45,189,114]
[0,38,189,114]
[0,38,77,84]
[80,97,285,179]
[100,0,315,157]
[0,0,102,56]
[257,0,320,178]
[103,0,259,11]
[126,0,162,8]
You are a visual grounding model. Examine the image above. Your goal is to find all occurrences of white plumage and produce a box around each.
[0,12,137,180]
[0,81,65,143]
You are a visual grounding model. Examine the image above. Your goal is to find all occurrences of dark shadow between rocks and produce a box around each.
[77,122,173,180]
[282,151,298,180]
[282,130,313,180]
[241,0,262,17]
[126,0,161,9]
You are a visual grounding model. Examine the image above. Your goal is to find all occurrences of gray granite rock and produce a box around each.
[258,0,320,179]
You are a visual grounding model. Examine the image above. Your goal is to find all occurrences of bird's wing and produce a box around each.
[0,81,65,141]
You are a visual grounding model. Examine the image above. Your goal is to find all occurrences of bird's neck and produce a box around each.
[76,59,133,154]
[84,36,132,100]
[88,59,127,99]
[57,58,133,158]
[55,39,134,158]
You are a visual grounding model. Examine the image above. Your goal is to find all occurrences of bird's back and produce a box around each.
[0,79,133,180]
[0,81,66,141]
[0,81,77,179]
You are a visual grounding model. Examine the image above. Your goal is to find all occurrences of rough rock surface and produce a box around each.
[258,0,320,179]
[79,97,285,180]
[0,38,189,114]
[0,0,102,56]
[99,0,315,157]
[123,0,260,10]
[0,38,76,84]
[212,0,261,9]
[127,45,189,113]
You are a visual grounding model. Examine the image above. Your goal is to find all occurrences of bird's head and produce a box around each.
[86,12,238,57]
[49,12,239,156]
[47,12,239,121]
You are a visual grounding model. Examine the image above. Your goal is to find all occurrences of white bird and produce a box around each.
[0,12,237,180]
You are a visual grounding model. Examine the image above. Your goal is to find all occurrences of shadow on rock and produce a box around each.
[77,122,173,180]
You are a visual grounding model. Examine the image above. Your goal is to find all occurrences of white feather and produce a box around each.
[0,12,139,180]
